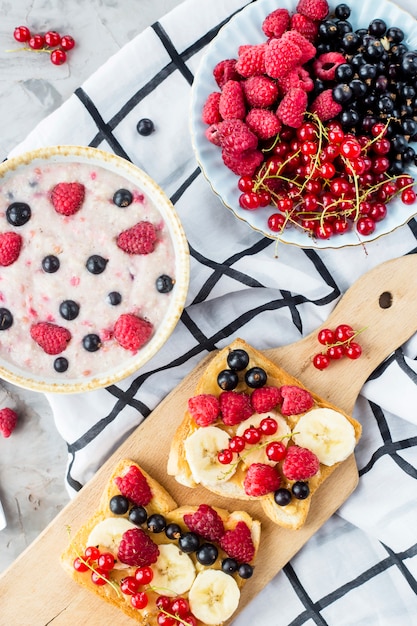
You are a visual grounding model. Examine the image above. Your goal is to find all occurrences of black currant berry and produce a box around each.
[86,255,108,274]
[109,494,130,515]
[59,300,80,320]
[165,523,182,540]
[147,513,166,533]
[292,481,310,500]
[107,291,122,305]
[156,274,174,293]
[196,543,218,566]
[129,505,148,525]
[238,563,254,579]
[222,557,238,574]
[179,532,200,553]
[334,3,350,20]
[6,202,31,226]
[368,18,387,37]
[245,366,267,388]
[217,369,239,390]
[137,118,155,136]
[113,188,133,207]
[227,348,249,371]
[0,308,13,330]
[54,357,69,373]
[82,334,101,352]
[332,84,353,104]
[42,254,60,273]
[274,488,292,506]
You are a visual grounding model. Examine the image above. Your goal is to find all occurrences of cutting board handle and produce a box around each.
[265,254,417,414]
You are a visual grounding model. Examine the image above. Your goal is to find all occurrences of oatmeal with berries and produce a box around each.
[0,157,178,382]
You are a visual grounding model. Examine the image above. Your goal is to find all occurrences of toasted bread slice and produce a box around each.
[61,459,260,626]
[168,338,361,530]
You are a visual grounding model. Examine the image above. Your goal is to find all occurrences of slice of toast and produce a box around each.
[168,338,362,530]
[61,458,261,626]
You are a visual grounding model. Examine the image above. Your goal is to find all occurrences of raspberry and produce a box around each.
[243,463,281,496]
[202,91,221,125]
[276,87,307,128]
[290,13,319,42]
[30,322,71,355]
[188,394,220,427]
[219,119,258,155]
[0,232,22,266]
[243,75,279,108]
[113,313,153,351]
[281,30,316,64]
[116,221,157,255]
[0,407,18,438]
[219,521,255,562]
[282,445,320,480]
[313,51,346,81]
[265,37,302,79]
[262,8,291,38]
[221,148,264,177]
[219,390,254,426]
[205,122,223,146]
[296,0,329,21]
[310,89,343,121]
[183,504,225,542]
[245,108,281,140]
[235,43,266,78]
[279,385,314,415]
[278,66,314,93]
[213,58,239,88]
[114,464,153,506]
[218,80,246,120]
[250,385,282,413]
[50,182,85,216]
[117,527,159,567]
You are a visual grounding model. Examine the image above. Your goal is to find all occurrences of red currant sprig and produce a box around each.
[12,25,76,65]
[313,324,364,370]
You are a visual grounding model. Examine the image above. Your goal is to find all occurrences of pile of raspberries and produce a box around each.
[202,0,340,177]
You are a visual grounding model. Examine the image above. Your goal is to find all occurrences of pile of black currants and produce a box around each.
[312,3,417,176]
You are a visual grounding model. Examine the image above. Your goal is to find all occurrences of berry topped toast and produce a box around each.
[61,459,261,626]
[167,338,362,530]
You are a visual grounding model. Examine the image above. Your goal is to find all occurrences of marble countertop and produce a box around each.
[0,0,184,574]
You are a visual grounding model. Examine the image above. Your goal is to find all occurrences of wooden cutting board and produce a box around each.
[2,254,417,625]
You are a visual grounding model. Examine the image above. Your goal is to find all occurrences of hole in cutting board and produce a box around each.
[379,291,393,309]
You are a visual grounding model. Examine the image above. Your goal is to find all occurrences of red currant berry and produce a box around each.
[313,353,330,370]
[170,597,190,617]
[340,138,361,159]
[369,202,387,222]
[13,25,31,42]
[156,596,172,610]
[131,591,149,609]
[91,569,109,585]
[121,576,139,595]
[60,34,75,50]
[276,196,293,212]
[238,176,254,193]
[134,566,154,585]
[297,122,316,141]
[243,426,261,445]
[239,191,260,210]
[397,175,414,189]
[345,342,362,359]
[28,34,45,49]
[258,189,272,207]
[317,328,335,345]
[314,223,333,239]
[97,552,115,572]
[401,188,417,205]
[334,324,354,342]
[157,614,177,626]
[333,218,349,234]
[268,213,285,232]
[356,216,375,236]
[84,546,100,561]
[372,138,390,155]
[217,449,234,464]
[259,417,278,436]
[44,30,61,47]
[266,441,286,461]
[327,344,345,359]
[182,616,198,626]
[51,49,67,65]
[73,556,89,572]
[229,435,245,453]
[320,162,336,179]
[371,122,387,137]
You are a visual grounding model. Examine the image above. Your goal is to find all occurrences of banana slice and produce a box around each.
[236,411,291,467]
[292,407,356,466]
[184,426,236,485]
[86,517,137,553]
[188,569,240,625]
[150,543,196,597]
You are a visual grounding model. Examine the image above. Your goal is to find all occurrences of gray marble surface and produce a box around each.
[0,0,183,575]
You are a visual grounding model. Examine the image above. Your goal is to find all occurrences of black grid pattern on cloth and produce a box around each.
[51,2,417,623]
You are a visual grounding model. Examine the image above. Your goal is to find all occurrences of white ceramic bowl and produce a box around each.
[190,0,417,249]
[0,146,189,393]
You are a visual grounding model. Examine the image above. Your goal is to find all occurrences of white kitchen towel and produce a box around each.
[9,0,417,623]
